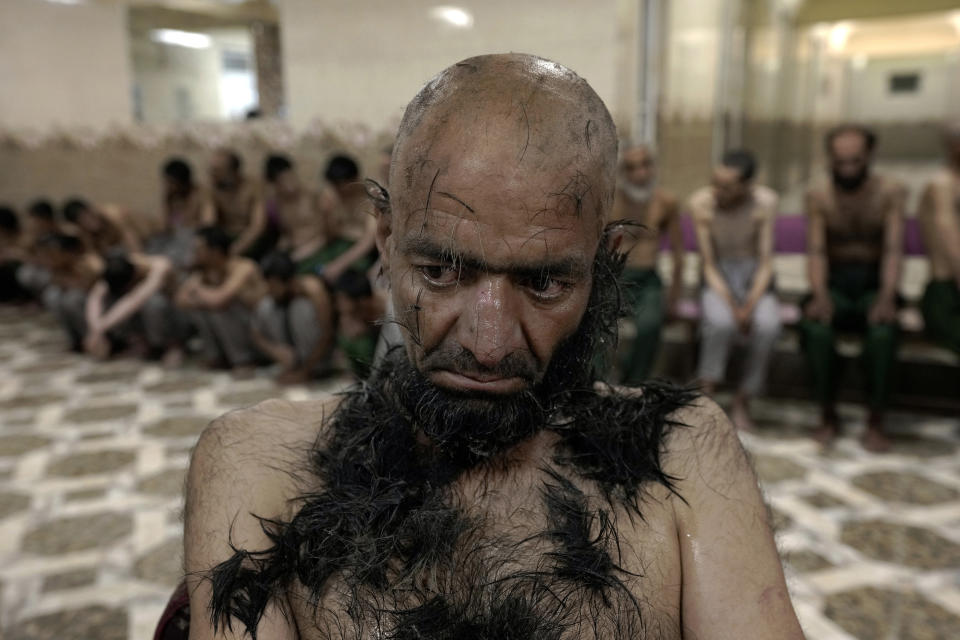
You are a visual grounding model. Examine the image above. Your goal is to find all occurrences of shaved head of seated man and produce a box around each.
[184,53,803,640]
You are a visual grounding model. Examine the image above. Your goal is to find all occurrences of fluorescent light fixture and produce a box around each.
[430,6,474,29]
[150,29,212,50]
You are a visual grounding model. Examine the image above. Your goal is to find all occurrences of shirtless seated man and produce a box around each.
[610,144,683,384]
[918,123,960,355]
[175,226,267,372]
[63,198,142,256]
[185,54,804,640]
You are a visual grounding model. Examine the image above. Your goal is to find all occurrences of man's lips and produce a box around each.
[429,369,528,394]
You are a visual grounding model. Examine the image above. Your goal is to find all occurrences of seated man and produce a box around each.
[610,144,684,384]
[154,158,215,269]
[63,198,142,256]
[252,251,335,384]
[800,125,906,452]
[84,252,182,364]
[265,154,335,268]
[184,53,803,640]
[304,154,379,281]
[208,148,272,260]
[690,150,780,431]
[37,233,103,352]
[17,199,60,298]
[918,123,960,355]
[331,269,385,379]
[175,226,266,372]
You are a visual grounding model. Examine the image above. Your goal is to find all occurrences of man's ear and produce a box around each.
[603,221,637,255]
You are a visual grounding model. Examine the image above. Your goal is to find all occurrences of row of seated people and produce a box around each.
[0,149,391,382]
[613,123,960,452]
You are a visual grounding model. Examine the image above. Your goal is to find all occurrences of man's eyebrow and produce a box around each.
[399,237,590,279]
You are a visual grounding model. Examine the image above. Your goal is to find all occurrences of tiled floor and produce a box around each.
[0,308,958,639]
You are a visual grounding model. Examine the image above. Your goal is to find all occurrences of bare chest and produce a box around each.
[288,466,683,640]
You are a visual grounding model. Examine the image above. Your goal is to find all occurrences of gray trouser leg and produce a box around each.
[139,293,175,350]
[740,293,781,395]
[697,288,736,383]
[206,303,255,367]
[288,297,324,365]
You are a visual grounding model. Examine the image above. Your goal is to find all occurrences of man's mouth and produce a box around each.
[429,369,528,395]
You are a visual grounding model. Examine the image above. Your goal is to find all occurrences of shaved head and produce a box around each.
[390,53,619,230]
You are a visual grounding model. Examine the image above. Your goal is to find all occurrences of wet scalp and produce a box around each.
[391,53,619,222]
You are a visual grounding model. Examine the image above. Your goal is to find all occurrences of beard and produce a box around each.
[621,181,653,204]
[832,166,870,192]
[377,240,625,466]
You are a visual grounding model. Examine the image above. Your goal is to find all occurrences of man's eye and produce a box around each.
[522,274,570,300]
[419,264,459,286]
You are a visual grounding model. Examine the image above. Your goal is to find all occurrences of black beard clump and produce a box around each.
[207,232,697,638]
[832,167,870,192]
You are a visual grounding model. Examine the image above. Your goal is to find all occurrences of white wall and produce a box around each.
[278,0,621,131]
[660,0,725,120]
[0,0,132,131]
[847,54,952,122]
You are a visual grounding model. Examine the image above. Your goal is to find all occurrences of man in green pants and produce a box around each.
[610,144,684,384]
[918,124,960,356]
[801,125,906,452]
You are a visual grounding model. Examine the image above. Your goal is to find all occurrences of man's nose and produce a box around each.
[459,275,523,369]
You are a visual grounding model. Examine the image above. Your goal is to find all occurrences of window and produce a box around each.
[889,72,921,94]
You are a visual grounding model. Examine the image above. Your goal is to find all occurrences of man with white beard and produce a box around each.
[611,144,685,384]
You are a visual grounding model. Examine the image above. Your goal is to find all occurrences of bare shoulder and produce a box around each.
[660,395,752,493]
[753,185,779,212]
[687,186,714,220]
[656,187,679,212]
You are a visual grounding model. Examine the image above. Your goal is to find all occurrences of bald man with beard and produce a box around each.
[183,54,803,640]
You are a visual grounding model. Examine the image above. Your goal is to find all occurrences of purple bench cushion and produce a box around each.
[660,214,926,256]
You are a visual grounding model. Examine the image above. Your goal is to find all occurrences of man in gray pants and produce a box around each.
[690,150,781,431]
[252,251,335,384]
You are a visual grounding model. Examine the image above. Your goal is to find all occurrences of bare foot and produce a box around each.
[730,396,755,432]
[162,347,184,369]
[231,365,256,380]
[811,408,839,446]
[861,412,892,453]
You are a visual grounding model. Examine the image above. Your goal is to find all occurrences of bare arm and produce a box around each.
[692,201,735,309]
[184,400,323,639]
[804,192,832,322]
[322,215,377,284]
[669,398,805,640]
[85,281,108,333]
[104,205,143,254]
[296,276,336,373]
[743,198,777,313]
[195,261,256,310]
[665,197,686,310]
[230,190,267,256]
[97,255,172,332]
[878,187,906,303]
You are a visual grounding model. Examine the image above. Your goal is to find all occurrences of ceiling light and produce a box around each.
[828,22,853,53]
[430,6,474,29]
[150,29,212,50]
